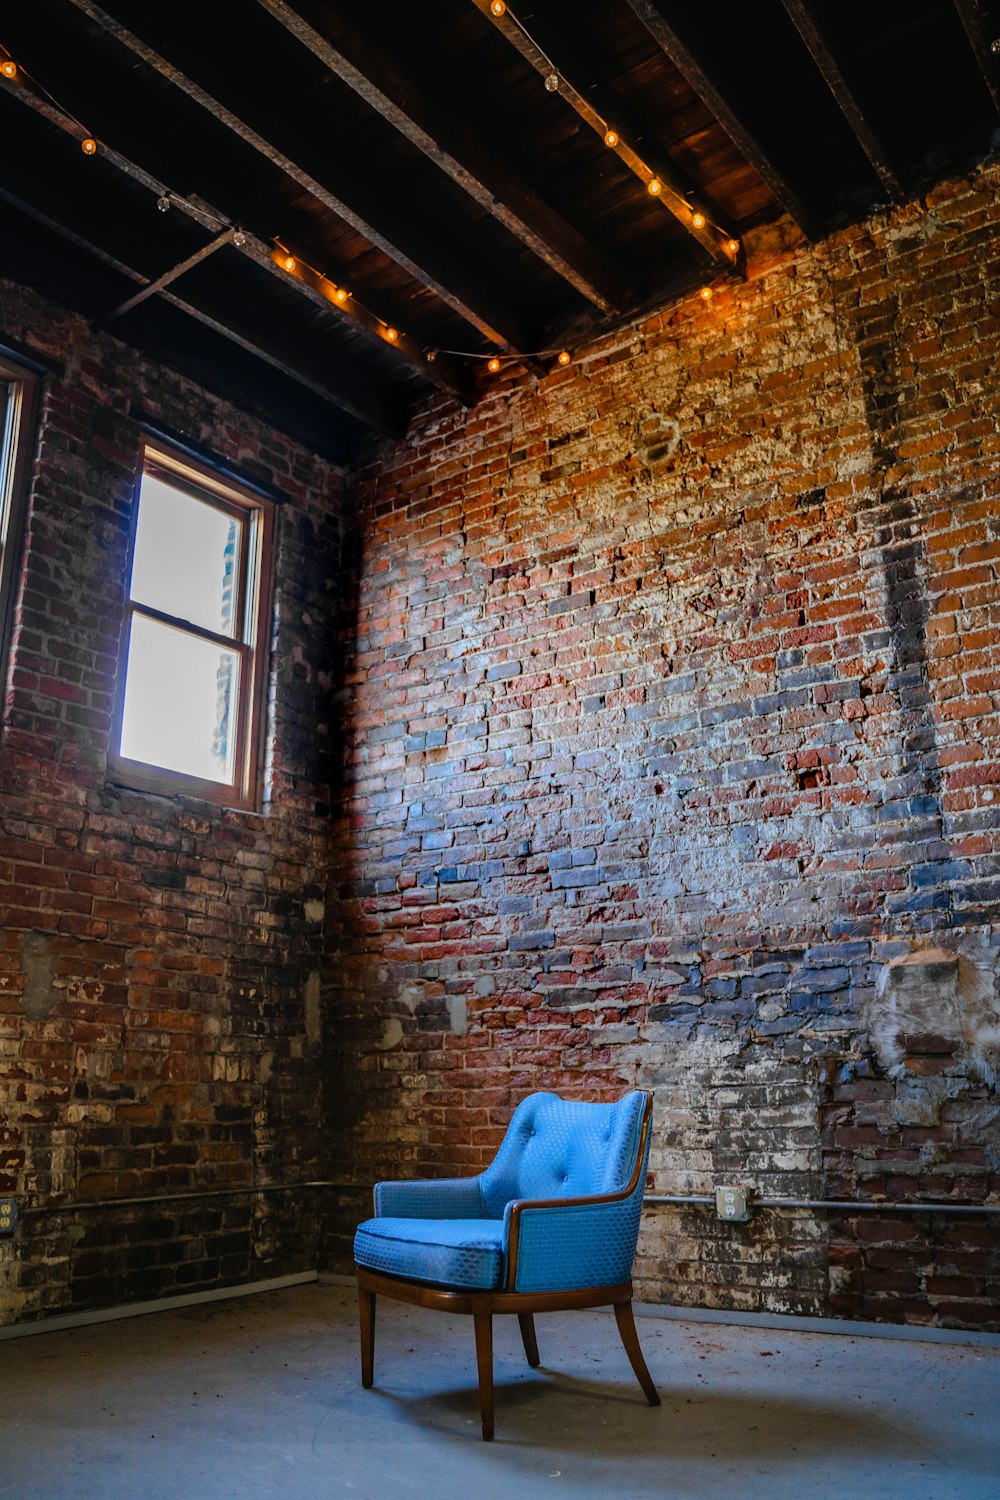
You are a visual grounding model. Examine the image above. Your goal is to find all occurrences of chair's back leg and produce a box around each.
[517,1311,540,1367]
[613,1299,660,1406]
[472,1309,495,1440]
[358,1283,376,1389]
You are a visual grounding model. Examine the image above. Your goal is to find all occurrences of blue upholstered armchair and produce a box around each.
[354,1090,659,1440]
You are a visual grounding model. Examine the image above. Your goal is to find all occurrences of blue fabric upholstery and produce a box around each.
[479,1092,645,1216]
[354,1217,505,1291]
[374,1177,484,1219]
[354,1092,650,1294]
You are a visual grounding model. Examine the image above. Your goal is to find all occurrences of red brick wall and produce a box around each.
[329,163,1000,1329]
[0,278,343,1321]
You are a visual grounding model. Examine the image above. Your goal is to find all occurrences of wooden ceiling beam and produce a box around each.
[64,0,524,357]
[0,183,401,436]
[778,0,903,200]
[106,230,235,320]
[0,68,473,415]
[470,0,738,272]
[623,0,819,239]
[953,0,1000,116]
[257,0,631,317]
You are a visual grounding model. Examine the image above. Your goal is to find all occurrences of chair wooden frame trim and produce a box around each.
[355,1093,660,1440]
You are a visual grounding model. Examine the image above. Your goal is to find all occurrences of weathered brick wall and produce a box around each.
[0,279,342,1322]
[328,162,1000,1328]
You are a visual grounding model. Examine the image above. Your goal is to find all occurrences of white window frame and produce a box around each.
[110,441,276,810]
[0,353,39,678]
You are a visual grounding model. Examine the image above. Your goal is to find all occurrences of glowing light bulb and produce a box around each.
[283,255,295,272]
[700,286,713,301]
[490,0,506,13]
[156,194,171,213]
[604,129,618,148]
[692,212,706,229]
[334,286,349,303]
[384,327,399,342]
[728,239,740,253]
[425,349,437,362]
[544,73,559,92]
[647,177,662,196]
[557,350,571,366]
[487,357,501,373]
[1,59,17,79]
[81,137,97,155]
[232,228,247,248]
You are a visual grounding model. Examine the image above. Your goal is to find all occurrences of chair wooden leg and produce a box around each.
[472,1309,495,1440]
[358,1283,376,1389]
[517,1311,540,1368]
[614,1299,660,1406]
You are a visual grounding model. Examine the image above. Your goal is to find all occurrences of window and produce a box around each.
[0,354,39,674]
[111,443,275,808]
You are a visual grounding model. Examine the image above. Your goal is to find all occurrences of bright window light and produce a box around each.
[112,446,274,808]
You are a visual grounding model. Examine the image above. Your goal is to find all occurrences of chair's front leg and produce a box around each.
[471,1301,495,1441]
[613,1298,660,1406]
[358,1282,376,1389]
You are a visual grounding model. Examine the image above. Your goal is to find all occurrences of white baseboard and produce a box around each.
[0,1270,318,1341]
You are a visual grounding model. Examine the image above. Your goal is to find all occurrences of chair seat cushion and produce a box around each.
[354,1216,505,1291]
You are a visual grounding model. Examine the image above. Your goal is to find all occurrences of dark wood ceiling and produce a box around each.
[2,1,998,464]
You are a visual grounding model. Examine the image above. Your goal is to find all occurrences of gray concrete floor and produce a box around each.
[1,1284,997,1500]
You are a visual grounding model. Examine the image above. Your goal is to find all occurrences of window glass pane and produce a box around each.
[120,613,240,783]
[130,473,241,636]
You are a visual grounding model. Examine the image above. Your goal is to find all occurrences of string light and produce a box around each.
[2,26,734,392]
[480,3,741,269]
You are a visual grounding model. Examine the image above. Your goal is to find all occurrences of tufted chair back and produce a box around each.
[478,1091,646,1218]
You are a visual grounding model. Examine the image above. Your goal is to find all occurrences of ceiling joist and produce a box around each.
[257,0,631,318]
[470,0,739,272]
[0,70,472,422]
[64,0,526,355]
[952,0,1000,116]
[778,0,903,201]
[0,182,400,435]
[622,0,819,240]
[106,230,235,321]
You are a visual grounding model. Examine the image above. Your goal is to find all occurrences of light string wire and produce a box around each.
[483,0,742,260]
[1,30,728,378]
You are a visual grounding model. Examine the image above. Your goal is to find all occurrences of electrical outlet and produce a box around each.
[0,1198,17,1235]
[715,1185,750,1222]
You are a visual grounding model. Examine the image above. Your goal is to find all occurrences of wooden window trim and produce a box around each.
[0,354,40,684]
[109,441,276,811]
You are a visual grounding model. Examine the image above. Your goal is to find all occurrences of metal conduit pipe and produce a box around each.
[645,1194,1000,1216]
[17,1185,1000,1219]
[20,1181,366,1218]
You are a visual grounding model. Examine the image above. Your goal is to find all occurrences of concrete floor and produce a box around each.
[1,1284,997,1500]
